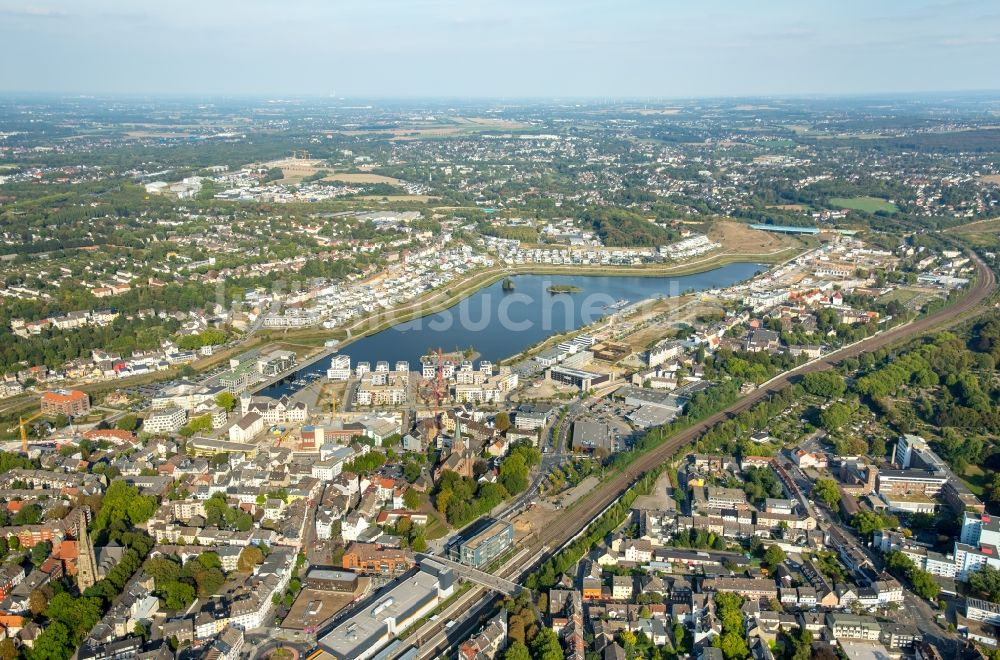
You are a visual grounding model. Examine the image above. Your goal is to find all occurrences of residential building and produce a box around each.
[826,614,881,641]
[144,407,186,435]
[40,389,90,417]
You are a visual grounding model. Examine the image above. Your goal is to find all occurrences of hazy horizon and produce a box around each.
[2,0,1000,98]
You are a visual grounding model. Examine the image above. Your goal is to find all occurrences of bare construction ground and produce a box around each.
[322,172,403,185]
[707,220,805,256]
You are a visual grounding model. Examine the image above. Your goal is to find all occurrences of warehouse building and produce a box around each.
[572,420,614,453]
[548,365,610,390]
[319,561,455,660]
[615,386,686,416]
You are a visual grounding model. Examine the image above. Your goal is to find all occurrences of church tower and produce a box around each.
[75,508,98,592]
[453,417,464,455]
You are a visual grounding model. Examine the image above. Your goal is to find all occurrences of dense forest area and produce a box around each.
[577,208,678,247]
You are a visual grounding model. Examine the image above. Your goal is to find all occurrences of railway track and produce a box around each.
[530,253,997,555]
[394,254,997,660]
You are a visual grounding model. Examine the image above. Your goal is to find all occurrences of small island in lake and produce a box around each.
[547,284,583,294]
[502,277,515,291]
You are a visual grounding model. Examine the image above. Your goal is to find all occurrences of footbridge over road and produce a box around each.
[415,554,521,596]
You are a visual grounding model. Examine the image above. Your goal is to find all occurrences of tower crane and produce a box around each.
[12,411,44,453]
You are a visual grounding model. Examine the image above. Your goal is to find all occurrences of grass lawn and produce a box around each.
[423,509,450,540]
[878,289,921,305]
[963,464,987,496]
[829,196,898,214]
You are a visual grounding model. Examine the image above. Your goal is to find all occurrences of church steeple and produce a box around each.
[453,417,464,454]
[75,507,98,592]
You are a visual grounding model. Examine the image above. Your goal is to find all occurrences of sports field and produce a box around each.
[829,196,898,213]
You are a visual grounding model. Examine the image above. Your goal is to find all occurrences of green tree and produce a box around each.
[403,462,421,483]
[763,545,786,568]
[238,545,265,572]
[45,592,102,641]
[28,621,73,660]
[197,552,222,571]
[494,412,511,433]
[0,638,18,660]
[530,629,564,660]
[910,569,940,601]
[819,402,852,431]
[853,511,898,537]
[30,540,52,567]
[502,640,531,660]
[969,565,1000,603]
[143,556,182,585]
[884,551,915,575]
[161,581,196,610]
[789,628,813,660]
[499,454,529,494]
[93,480,157,533]
[116,414,139,432]
[14,504,43,525]
[812,478,841,508]
[673,623,687,654]
[716,632,749,660]
[403,487,422,510]
[802,372,847,398]
[215,391,236,412]
[188,413,213,433]
[203,492,253,531]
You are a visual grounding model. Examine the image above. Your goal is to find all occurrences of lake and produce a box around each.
[260,262,766,397]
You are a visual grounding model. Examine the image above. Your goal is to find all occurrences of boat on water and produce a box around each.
[604,298,630,310]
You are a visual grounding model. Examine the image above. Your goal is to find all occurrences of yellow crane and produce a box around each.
[15,411,44,453]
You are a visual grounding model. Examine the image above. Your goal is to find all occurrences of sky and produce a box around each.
[1,0,999,98]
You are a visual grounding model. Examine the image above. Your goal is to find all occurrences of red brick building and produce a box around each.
[341,542,413,576]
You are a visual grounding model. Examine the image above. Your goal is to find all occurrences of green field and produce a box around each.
[878,288,921,305]
[758,138,796,149]
[829,196,898,214]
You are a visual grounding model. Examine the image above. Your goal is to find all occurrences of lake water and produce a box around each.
[260,262,766,397]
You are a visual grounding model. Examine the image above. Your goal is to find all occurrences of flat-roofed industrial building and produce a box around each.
[318,561,454,660]
[305,567,359,593]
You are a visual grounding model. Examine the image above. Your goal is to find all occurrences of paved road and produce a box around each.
[814,502,960,649]
[529,252,997,555]
[245,635,311,660]
[422,255,995,660]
